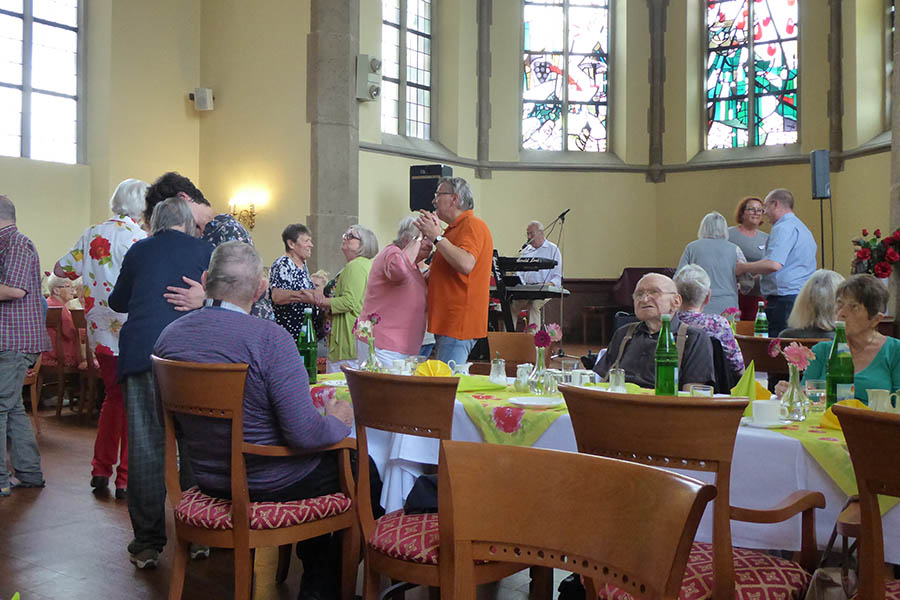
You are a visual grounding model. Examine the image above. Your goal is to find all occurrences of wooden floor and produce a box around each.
[2,401,568,600]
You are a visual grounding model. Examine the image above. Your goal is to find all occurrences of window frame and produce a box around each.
[703,0,801,152]
[381,0,434,141]
[519,0,614,155]
[0,0,84,164]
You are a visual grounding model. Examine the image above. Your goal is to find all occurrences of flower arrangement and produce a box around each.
[767,339,815,370]
[721,307,741,333]
[525,322,562,347]
[352,312,380,342]
[852,227,900,279]
[768,339,816,421]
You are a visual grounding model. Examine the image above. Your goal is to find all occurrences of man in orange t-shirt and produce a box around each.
[414,177,493,365]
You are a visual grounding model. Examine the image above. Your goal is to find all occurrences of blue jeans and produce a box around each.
[433,336,476,366]
[0,351,43,489]
[419,343,434,358]
[765,294,797,338]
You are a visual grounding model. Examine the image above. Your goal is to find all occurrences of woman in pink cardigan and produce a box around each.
[358,216,433,366]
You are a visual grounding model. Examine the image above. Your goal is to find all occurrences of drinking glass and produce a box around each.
[609,368,626,393]
[559,358,578,384]
[489,357,506,385]
[689,384,713,397]
[805,379,827,413]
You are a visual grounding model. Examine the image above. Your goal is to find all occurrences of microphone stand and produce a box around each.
[548,210,568,358]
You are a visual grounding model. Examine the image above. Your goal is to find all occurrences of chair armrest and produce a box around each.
[243,436,356,457]
[730,490,826,524]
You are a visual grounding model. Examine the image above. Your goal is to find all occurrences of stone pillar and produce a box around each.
[891,11,900,316]
[646,0,669,183]
[827,0,844,172]
[307,0,360,276]
[476,0,492,180]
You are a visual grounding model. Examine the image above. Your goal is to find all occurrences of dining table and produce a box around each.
[309,373,900,563]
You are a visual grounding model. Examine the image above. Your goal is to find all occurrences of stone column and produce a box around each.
[307,0,360,276]
[646,0,669,183]
[476,0,492,180]
[891,10,900,316]
[827,0,844,172]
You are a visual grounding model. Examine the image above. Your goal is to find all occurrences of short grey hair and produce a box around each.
[350,224,379,259]
[109,179,149,220]
[766,188,794,210]
[394,215,420,248]
[439,176,474,211]
[787,269,844,330]
[150,197,195,235]
[205,241,263,305]
[528,221,544,231]
[0,195,15,222]
[697,211,728,240]
[673,264,711,307]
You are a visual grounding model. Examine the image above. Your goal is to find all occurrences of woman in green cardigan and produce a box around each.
[318,224,379,372]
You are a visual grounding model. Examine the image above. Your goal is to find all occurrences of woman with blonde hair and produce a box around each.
[779,269,844,339]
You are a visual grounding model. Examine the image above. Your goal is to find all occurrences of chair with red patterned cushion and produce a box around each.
[834,406,900,600]
[23,355,42,434]
[561,386,826,600]
[438,439,717,600]
[343,368,529,599]
[152,356,359,600]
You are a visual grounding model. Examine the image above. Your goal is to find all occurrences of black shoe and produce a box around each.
[558,573,586,600]
[90,476,109,493]
[115,488,127,500]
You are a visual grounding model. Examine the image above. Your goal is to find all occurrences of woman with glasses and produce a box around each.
[314,225,379,372]
[728,196,769,319]
[270,224,322,340]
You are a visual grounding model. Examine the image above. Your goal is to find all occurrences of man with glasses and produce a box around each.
[736,188,816,337]
[593,273,715,390]
[414,177,493,365]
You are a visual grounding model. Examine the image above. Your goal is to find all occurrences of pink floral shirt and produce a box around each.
[57,215,147,355]
[676,310,745,375]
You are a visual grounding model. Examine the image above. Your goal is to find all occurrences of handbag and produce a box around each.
[804,498,859,600]
[403,474,438,514]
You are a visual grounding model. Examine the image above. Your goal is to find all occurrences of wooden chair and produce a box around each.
[71,308,100,419]
[43,306,82,417]
[487,332,549,376]
[734,321,754,336]
[152,356,360,600]
[437,440,717,600]
[833,406,900,600]
[734,334,827,371]
[342,367,527,599]
[560,386,826,600]
[23,355,43,434]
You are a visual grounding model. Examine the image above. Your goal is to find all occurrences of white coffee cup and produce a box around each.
[868,389,899,414]
[391,359,410,375]
[752,399,786,424]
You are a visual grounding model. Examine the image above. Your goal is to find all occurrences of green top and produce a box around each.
[804,336,900,405]
[328,256,373,362]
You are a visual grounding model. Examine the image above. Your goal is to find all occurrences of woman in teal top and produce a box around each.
[795,274,899,405]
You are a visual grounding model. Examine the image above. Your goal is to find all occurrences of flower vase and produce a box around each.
[360,338,379,372]
[527,346,547,394]
[781,364,808,422]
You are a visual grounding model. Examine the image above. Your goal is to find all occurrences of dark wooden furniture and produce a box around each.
[580,267,676,344]
[71,308,100,419]
[438,439,715,599]
[487,332,549,377]
[23,355,42,434]
[43,306,82,418]
[735,334,827,372]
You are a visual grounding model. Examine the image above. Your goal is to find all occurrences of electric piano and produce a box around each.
[491,250,569,330]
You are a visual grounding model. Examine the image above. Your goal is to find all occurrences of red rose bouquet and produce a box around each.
[852,227,900,279]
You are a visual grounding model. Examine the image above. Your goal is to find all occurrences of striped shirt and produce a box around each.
[0,224,51,353]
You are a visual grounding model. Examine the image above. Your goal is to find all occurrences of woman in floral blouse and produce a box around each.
[270,224,323,339]
[673,264,745,381]
[54,179,149,498]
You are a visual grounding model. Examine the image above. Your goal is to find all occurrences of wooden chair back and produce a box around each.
[560,385,747,600]
[438,440,716,600]
[24,355,42,434]
[833,406,900,600]
[44,305,80,416]
[343,367,458,538]
[734,335,827,371]
[487,332,548,375]
[70,308,99,418]
[734,320,754,336]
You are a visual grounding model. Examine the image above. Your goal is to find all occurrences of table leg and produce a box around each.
[530,566,554,600]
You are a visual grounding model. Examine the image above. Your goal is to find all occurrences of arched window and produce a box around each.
[522,0,610,152]
[706,0,799,149]
[381,0,432,139]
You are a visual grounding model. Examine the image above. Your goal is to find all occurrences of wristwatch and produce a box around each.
[433,235,445,245]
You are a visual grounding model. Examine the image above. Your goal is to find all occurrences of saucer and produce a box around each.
[507,396,564,409]
[741,417,791,428]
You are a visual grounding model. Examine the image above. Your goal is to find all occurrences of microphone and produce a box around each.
[520,241,530,250]
[557,208,571,220]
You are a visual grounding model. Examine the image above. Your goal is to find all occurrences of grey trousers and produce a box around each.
[0,350,43,489]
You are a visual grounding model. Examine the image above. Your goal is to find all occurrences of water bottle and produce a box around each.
[754,301,768,337]
[826,321,854,408]
[655,314,678,395]
[297,307,317,384]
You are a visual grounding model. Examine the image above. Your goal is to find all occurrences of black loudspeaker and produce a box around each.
[810,150,831,199]
[410,164,453,211]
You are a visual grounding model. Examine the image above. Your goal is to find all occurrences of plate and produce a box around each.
[507,396,564,409]
[319,379,348,387]
[741,417,791,429]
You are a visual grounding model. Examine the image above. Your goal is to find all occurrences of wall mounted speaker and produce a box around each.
[410,164,453,212]
[191,87,214,111]
[810,150,831,199]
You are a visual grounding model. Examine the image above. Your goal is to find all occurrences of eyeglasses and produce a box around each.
[744,207,764,214]
[342,231,360,241]
[835,300,866,314]
[632,289,677,301]
[434,191,456,198]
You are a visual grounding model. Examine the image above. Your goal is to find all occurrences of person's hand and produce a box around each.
[309,290,327,306]
[164,276,205,311]
[774,380,788,399]
[402,234,422,264]
[324,396,354,427]
[414,210,442,242]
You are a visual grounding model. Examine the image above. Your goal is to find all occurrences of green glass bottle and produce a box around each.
[297,307,317,384]
[655,314,678,395]
[825,321,854,408]
[754,301,768,338]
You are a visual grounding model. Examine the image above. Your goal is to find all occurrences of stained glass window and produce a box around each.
[706,0,799,149]
[522,0,610,152]
[0,0,79,163]
[381,0,432,140]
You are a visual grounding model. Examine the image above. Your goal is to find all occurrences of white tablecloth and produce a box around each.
[369,402,900,563]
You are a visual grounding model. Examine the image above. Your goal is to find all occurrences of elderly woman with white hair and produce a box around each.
[315,224,379,372]
[676,211,751,315]
[779,269,844,339]
[54,178,149,499]
[358,216,433,367]
[673,264,745,379]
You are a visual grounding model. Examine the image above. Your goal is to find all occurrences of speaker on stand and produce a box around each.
[810,150,831,269]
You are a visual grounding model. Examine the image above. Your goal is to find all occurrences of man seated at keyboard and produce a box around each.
[512,220,562,326]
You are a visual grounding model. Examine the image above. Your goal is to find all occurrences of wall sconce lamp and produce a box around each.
[230,202,256,230]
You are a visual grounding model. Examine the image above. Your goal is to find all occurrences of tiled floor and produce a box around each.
[2,402,570,600]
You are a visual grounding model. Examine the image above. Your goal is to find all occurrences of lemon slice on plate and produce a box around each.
[415,359,453,377]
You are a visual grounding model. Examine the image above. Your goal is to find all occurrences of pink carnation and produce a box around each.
[525,323,539,335]
[782,342,815,371]
[767,338,782,358]
[534,330,552,348]
[545,322,562,342]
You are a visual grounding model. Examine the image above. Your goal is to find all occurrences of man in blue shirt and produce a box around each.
[736,188,817,336]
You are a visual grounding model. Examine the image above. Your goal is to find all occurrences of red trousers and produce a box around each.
[91,352,128,489]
